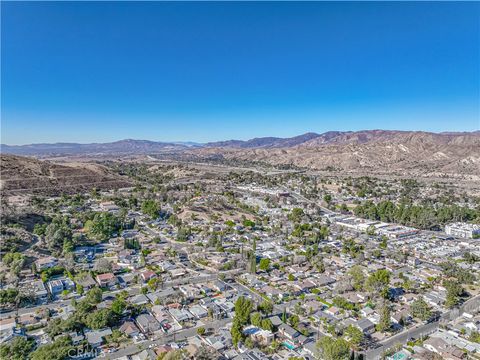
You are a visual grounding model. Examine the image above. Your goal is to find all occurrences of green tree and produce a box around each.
[111,297,127,316]
[148,277,161,291]
[379,236,388,249]
[2,252,25,276]
[85,287,103,305]
[196,327,206,336]
[259,299,273,315]
[243,219,255,228]
[259,258,271,271]
[316,336,350,360]
[250,312,262,327]
[366,225,376,236]
[0,288,20,306]
[244,337,254,349]
[318,225,329,241]
[348,265,365,291]
[84,212,121,242]
[234,296,253,325]
[0,337,35,360]
[176,227,191,242]
[469,331,480,343]
[444,280,463,308]
[463,252,479,264]
[250,254,257,274]
[31,336,74,360]
[85,308,114,329]
[76,284,84,296]
[376,302,391,332]
[261,318,273,331]
[366,269,391,297]
[289,314,300,328]
[314,259,325,273]
[141,199,160,219]
[94,258,112,274]
[411,298,431,321]
[44,218,73,253]
[231,319,244,348]
[289,208,305,222]
[344,325,364,349]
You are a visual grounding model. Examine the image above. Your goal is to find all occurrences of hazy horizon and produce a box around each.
[2,128,480,147]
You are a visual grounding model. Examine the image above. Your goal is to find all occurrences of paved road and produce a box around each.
[0,285,145,320]
[363,321,439,360]
[231,281,303,318]
[362,294,480,360]
[102,318,231,359]
[281,185,334,215]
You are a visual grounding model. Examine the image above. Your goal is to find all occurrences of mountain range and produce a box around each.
[3,130,479,155]
[197,130,480,177]
[2,130,479,178]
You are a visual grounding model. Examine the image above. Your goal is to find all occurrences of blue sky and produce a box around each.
[1,2,479,145]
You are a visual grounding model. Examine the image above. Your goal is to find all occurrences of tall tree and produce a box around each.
[376,302,391,332]
[348,265,365,291]
[344,325,364,349]
[141,199,160,219]
[234,296,253,325]
[316,337,350,360]
[366,269,391,298]
[411,298,431,321]
[444,280,463,309]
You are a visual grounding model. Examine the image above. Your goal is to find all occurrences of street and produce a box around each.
[102,318,231,359]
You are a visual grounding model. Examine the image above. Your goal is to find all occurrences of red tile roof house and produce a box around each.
[95,273,118,288]
[18,314,40,326]
[140,270,156,282]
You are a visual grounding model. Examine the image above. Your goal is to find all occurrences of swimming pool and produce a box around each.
[282,342,295,350]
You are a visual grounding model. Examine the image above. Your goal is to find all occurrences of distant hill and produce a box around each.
[205,132,322,148]
[0,139,188,156]
[1,132,325,155]
[0,154,131,195]
[196,130,480,178]
[2,130,479,178]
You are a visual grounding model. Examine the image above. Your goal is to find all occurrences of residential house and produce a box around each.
[19,280,48,304]
[47,280,64,296]
[129,294,149,306]
[278,323,306,347]
[169,308,193,323]
[355,318,375,334]
[135,314,161,334]
[95,273,118,288]
[85,328,112,348]
[35,257,57,271]
[212,280,229,292]
[75,274,97,290]
[140,270,156,283]
[119,321,140,338]
[189,305,208,319]
[69,332,85,345]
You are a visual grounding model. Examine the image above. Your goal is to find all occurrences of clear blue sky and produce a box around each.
[1,1,479,145]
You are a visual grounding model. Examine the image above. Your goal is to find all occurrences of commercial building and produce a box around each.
[445,223,480,239]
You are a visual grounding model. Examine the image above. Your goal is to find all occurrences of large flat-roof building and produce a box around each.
[445,223,480,239]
